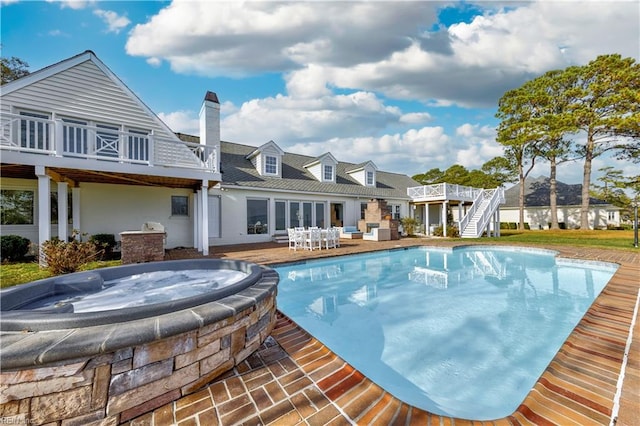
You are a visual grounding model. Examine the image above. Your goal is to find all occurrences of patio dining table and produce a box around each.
[289,227,339,251]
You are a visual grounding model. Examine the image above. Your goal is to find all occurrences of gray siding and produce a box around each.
[2,60,173,139]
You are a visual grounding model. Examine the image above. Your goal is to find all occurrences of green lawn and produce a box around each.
[489,229,638,250]
[0,259,121,289]
[1,229,637,288]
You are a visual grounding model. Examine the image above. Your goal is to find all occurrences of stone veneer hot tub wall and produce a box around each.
[0,262,279,425]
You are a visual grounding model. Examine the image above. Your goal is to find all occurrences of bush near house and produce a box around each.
[89,233,117,260]
[0,235,30,261]
[433,224,460,238]
[42,237,102,275]
[400,217,420,236]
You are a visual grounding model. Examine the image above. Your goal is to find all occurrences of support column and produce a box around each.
[194,192,201,251]
[71,187,81,240]
[36,166,51,266]
[57,182,68,242]
[441,201,448,237]
[200,182,209,256]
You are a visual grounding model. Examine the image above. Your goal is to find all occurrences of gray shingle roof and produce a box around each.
[503,176,609,207]
[220,141,419,199]
[175,134,419,199]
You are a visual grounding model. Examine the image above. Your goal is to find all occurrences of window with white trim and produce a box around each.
[19,111,50,150]
[247,198,269,234]
[62,117,88,155]
[323,164,334,181]
[128,129,150,161]
[264,155,278,175]
[1,189,34,225]
[366,170,375,186]
[171,195,189,216]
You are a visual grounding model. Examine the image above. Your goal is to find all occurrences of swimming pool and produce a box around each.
[274,246,619,420]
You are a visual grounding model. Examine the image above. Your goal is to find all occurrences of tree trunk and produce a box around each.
[518,164,526,230]
[580,130,595,229]
[549,158,559,229]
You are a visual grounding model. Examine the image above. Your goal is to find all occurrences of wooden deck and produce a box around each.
[126,238,639,425]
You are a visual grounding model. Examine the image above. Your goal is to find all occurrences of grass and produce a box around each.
[0,259,121,289]
[0,229,637,288]
[490,229,638,250]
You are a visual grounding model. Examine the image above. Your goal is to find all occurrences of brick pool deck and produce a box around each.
[127,238,639,425]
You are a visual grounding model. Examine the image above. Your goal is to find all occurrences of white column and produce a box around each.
[36,166,51,265]
[200,182,209,256]
[424,203,433,237]
[441,201,448,237]
[72,187,81,240]
[194,192,201,250]
[57,181,68,242]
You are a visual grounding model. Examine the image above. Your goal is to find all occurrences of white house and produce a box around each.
[0,51,421,254]
[499,177,622,229]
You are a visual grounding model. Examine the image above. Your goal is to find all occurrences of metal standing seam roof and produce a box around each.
[176,134,420,199]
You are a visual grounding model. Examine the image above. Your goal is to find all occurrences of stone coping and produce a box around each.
[0,266,279,371]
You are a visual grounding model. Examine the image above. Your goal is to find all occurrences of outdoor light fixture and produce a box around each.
[632,200,639,249]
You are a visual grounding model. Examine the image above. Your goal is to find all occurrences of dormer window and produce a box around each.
[346,161,378,187]
[265,155,278,175]
[246,140,284,177]
[324,164,334,181]
[304,152,337,183]
[366,170,375,186]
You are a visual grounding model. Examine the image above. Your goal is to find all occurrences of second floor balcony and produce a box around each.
[407,182,482,202]
[1,113,217,175]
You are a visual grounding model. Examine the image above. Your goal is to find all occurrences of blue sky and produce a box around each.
[2,0,638,184]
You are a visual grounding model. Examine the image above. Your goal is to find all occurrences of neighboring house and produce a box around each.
[499,176,622,229]
[0,51,419,253]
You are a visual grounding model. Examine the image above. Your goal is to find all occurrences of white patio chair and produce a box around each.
[305,227,322,251]
[288,228,303,251]
[333,227,341,247]
[323,227,337,249]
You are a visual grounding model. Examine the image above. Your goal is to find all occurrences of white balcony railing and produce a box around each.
[0,113,217,173]
[407,183,481,202]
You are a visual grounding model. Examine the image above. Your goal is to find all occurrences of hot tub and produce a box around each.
[0,259,279,424]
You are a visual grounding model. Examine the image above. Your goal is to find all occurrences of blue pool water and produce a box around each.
[274,246,618,420]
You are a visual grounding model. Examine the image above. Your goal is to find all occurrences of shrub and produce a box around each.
[0,235,31,261]
[89,233,116,260]
[400,217,420,236]
[433,224,460,238]
[42,236,101,275]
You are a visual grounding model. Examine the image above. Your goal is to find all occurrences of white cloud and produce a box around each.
[125,1,638,108]
[221,91,402,144]
[399,112,433,124]
[48,29,69,37]
[146,57,162,67]
[157,110,199,135]
[94,9,130,34]
[45,0,95,10]
[125,0,636,180]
